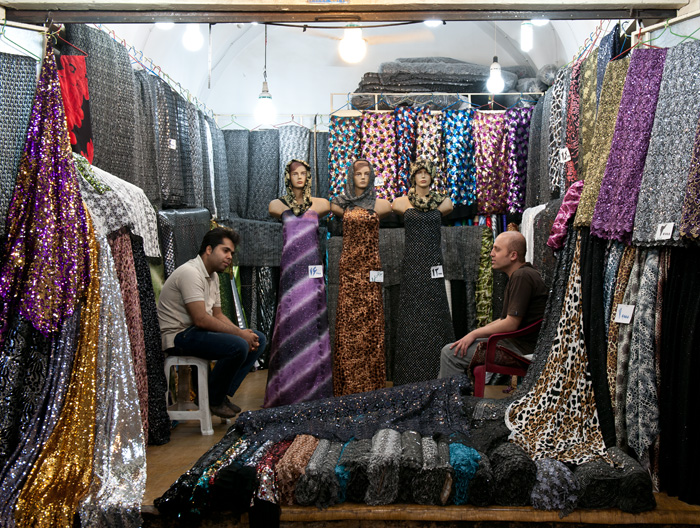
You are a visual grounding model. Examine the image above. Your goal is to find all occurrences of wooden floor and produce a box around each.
[143,370,700,526]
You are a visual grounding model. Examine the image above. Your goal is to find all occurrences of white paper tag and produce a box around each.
[654,222,674,240]
[614,304,635,325]
[168,138,177,150]
[308,265,323,279]
[559,147,571,163]
[369,271,384,283]
[374,176,385,186]
[430,265,444,279]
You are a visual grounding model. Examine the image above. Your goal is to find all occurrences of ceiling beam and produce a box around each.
[4,7,680,24]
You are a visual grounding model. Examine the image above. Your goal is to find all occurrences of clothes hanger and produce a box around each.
[667,19,700,43]
[0,19,43,60]
[221,114,251,131]
[52,26,88,56]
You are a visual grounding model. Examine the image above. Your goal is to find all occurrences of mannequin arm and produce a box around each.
[374,198,392,219]
[330,202,345,217]
[438,197,454,216]
[269,199,289,219]
[392,196,410,216]
[311,197,331,218]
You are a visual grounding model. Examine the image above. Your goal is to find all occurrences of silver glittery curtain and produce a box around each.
[78,237,146,528]
[207,116,230,220]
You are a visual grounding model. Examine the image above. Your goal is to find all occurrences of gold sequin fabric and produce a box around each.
[574,57,630,227]
[274,434,319,506]
[15,214,99,528]
[506,235,610,465]
[0,42,90,339]
[577,49,600,180]
[415,112,448,194]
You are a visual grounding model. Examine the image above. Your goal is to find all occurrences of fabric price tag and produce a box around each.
[614,304,635,325]
[308,265,323,279]
[559,147,571,163]
[168,138,177,150]
[654,222,674,240]
[374,176,385,186]
[430,265,444,279]
[369,271,384,283]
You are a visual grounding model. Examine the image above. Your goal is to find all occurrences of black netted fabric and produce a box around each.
[63,25,137,186]
[130,235,170,445]
[525,97,544,209]
[660,246,700,505]
[278,125,310,193]
[157,208,211,277]
[489,442,537,506]
[579,227,615,447]
[530,458,580,516]
[573,457,619,509]
[468,451,493,506]
[154,428,242,518]
[145,74,185,208]
[132,70,161,208]
[532,198,564,289]
[199,110,217,217]
[174,95,195,207]
[0,52,37,236]
[224,218,283,267]
[223,129,249,218]
[185,104,204,208]
[397,431,422,503]
[608,447,655,513]
[310,130,330,199]
[247,129,280,221]
[206,116,230,221]
[235,375,470,444]
[238,266,279,368]
[338,438,371,503]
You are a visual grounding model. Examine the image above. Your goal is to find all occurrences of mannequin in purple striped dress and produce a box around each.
[263,159,332,407]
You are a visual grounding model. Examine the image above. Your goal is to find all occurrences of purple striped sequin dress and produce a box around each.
[263,209,332,407]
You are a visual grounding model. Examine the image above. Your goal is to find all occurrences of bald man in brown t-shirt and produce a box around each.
[439,231,548,379]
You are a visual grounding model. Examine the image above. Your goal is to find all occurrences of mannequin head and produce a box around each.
[352,159,373,196]
[410,160,435,192]
[284,159,312,198]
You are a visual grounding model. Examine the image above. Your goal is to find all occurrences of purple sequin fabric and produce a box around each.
[590,48,667,242]
[547,181,585,251]
[473,112,510,214]
[505,107,534,214]
[361,111,397,200]
[0,42,91,340]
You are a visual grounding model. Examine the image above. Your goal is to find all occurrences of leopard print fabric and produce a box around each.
[333,207,386,396]
[606,245,636,408]
[505,235,609,465]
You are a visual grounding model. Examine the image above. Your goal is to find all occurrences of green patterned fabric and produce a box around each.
[218,271,235,321]
[475,226,494,327]
[577,49,600,179]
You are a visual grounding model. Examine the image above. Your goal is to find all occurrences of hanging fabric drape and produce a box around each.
[361,111,397,200]
[0,52,37,238]
[443,108,476,206]
[328,115,361,201]
[415,111,448,195]
[564,61,583,189]
[590,48,667,242]
[574,57,630,227]
[576,49,600,182]
[394,106,423,198]
[633,39,700,246]
[505,107,534,214]
[473,112,510,214]
[596,23,623,108]
[223,129,249,219]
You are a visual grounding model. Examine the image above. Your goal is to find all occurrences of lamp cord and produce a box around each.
[264,24,268,83]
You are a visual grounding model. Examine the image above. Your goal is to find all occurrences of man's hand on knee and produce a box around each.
[450,333,475,358]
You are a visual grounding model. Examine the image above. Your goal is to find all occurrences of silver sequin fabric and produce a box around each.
[633,39,700,245]
[78,237,146,528]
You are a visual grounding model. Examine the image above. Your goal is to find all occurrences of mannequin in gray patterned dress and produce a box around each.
[392,161,454,385]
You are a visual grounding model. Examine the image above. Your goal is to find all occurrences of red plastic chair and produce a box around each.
[472,318,543,398]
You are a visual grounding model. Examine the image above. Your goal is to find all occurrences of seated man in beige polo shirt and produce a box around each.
[158,227,266,419]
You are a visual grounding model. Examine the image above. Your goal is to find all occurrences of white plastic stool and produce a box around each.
[164,355,216,435]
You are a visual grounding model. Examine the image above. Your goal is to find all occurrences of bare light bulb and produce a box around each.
[255,81,277,125]
[486,56,505,94]
[423,19,442,28]
[338,26,367,63]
